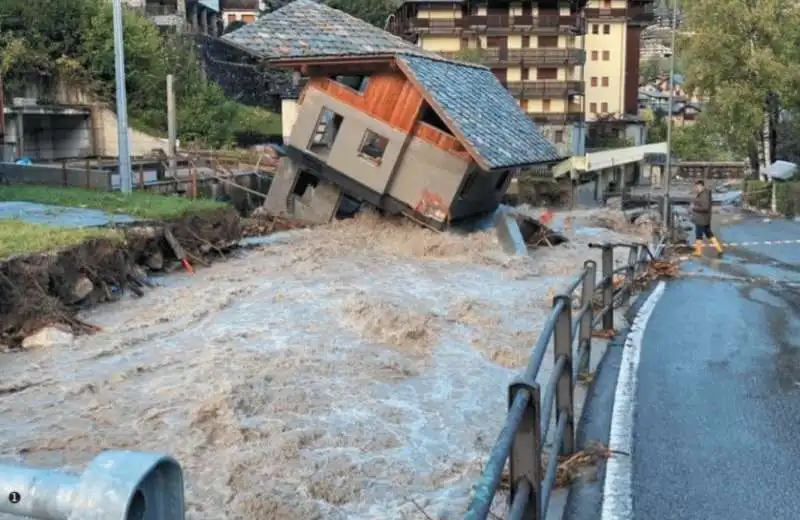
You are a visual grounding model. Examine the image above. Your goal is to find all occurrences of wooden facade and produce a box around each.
[304,72,471,162]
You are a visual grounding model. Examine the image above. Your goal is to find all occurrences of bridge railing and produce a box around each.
[464,237,666,520]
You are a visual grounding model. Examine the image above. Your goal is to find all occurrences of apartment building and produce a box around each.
[389,0,655,153]
[389,0,586,156]
[582,0,654,145]
[220,0,262,28]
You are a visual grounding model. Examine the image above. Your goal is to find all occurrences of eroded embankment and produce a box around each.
[0,209,301,347]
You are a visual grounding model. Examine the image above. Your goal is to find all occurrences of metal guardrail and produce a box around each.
[464,238,665,520]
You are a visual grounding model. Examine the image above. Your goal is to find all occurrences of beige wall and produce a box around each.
[290,89,407,194]
[417,8,462,19]
[420,36,462,52]
[582,16,628,117]
[389,138,470,217]
[281,99,298,142]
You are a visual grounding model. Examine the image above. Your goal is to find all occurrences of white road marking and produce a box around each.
[600,281,667,520]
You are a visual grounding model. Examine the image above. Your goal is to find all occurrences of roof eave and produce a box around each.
[485,157,564,172]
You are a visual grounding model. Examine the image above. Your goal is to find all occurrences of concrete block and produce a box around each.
[494,208,528,256]
[293,180,342,224]
[263,157,298,216]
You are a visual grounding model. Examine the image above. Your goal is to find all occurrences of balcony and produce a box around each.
[407,14,584,35]
[528,112,584,125]
[584,5,655,25]
[439,48,585,66]
[505,80,584,98]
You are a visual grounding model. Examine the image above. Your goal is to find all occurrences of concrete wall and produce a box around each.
[2,112,93,161]
[289,89,406,194]
[389,137,470,218]
[95,107,171,157]
[0,163,109,190]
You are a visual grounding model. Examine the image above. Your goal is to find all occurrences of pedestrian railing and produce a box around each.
[464,237,666,520]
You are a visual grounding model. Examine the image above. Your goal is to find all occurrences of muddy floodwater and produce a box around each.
[0,209,647,519]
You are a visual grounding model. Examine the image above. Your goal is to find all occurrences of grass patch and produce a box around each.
[0,220,123,259]
[0,186,229,220]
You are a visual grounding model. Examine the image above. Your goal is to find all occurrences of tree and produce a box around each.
[680,0,800,175]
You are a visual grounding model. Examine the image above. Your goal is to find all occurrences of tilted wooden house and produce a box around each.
[223,0,562,229]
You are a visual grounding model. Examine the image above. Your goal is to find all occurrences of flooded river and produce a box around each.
[0,210,646,519]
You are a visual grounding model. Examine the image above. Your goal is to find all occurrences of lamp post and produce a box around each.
[112,0,132,194]
[661,0,678,228]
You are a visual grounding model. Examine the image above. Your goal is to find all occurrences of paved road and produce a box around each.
[629,214,800,520]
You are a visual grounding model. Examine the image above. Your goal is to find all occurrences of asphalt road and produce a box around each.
[631,214,800,520]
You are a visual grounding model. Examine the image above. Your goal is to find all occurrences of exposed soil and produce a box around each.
[0,208,247,348]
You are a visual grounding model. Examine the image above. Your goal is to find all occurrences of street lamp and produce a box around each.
[661,0,678,229]
[112,0,133,194]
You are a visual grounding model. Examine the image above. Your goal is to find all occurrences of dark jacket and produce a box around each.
[692,188,712,226]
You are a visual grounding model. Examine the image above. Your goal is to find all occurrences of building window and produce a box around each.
[554,130,565,143]
[590,77,598,87]
[591,24,599,34]
[537,68,558,80]
[522,67,530,80]
[542,99,552,111]
[603,0,612,7]
[538,36,558,48]
[227,14,237,23]
[332,75,370,94]
[589,102,597,113]
[591,50,599,61]
[242,14,255,24]
[519,99,529,111]
[522,35,530,47]
[602,50,610,61]
[601,102,609,112]
[308,108,343,156]
[358,130,389,165]
[603,24,610,34]
[601,76,609,87]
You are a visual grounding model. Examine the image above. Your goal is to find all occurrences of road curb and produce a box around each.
[561,280,661,520]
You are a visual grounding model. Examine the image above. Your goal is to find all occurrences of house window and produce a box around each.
[591,24,599,34]
[589,102,597,113]
[554,130,565,143]
[308,108,343,156]
[602,50,610,61]
[522,35,530,47]
[227,14,237,23]
[522,67,530,80]
[591,50,599,61]
[542,99,552,111]
[332,75,370,94]
[603,0,611,7]
[519,99,529,111]
[590,77,598,87]
[242,14,255,24]
[601,76,609,86]
[293,171,319,197]
[358,130,389,165]
[601,102,609,112]
[537,68,558,80]
[603,24,610,34]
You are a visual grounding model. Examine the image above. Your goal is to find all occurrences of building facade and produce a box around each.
[220,0,262,28]
[389,0,655,154]
[123,0,223,35]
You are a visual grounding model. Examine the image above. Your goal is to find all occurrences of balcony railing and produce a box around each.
[407,14,584,33]
[505,80,584,98]
[528,111,585,124]
[585,5,655,23]
[439,48,585,66]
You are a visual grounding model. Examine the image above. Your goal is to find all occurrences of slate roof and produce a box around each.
[397,54,562,170]
[222,0,446,62]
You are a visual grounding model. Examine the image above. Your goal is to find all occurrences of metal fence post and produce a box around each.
[578,261,596,376]
[553,294,574,455]
[507,381,542,520]
[601,245,614,331]
[625,246,637,303]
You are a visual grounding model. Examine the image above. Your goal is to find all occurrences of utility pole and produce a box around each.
[112,0,132,194]
[167,74,177,178]
[661,0,678,229]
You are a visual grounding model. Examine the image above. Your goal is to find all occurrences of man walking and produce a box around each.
[692,180,724,256]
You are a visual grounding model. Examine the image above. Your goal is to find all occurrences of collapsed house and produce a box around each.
[223,0,562,230]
